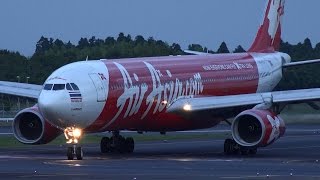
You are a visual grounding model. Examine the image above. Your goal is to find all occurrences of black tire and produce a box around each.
[67,147,74,160]
[100,137,110,153]
[231,140,240,155]
[118,137,127,153]
[240,148,249,155]
[125,137,135,153]
[76,147,83,160]
[249,148,257,155]
[224,139,233,155]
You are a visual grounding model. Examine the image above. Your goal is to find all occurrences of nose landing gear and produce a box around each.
[67,145,83,160]
[100,131,135,154]
[64,127,83,160]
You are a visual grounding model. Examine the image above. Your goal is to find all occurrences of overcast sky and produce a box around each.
[0,0,319,56]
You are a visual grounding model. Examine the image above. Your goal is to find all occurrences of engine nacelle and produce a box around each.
[232,109,285,148]
[13,106,62,145]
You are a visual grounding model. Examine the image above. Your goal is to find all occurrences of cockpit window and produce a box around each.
[70,83,79,90]
[66,83,73,91]
[43,84,53,90]
[52,84,65,90]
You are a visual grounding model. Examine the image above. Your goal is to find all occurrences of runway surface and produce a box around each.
[0,125,320,179]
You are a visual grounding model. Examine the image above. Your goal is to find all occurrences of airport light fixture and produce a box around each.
[16,76,20,83]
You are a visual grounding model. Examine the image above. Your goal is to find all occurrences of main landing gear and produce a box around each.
[224,138,257,155]
[64,127,83,160]
[100,131,135,154]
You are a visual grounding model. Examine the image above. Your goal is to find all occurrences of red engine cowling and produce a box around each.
[232,109,285,148]
[13,105,62,145]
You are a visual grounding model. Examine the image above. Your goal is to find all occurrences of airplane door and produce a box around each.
[89,73,107,102]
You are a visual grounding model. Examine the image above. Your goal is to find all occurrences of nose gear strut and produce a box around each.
[64,127,83,160]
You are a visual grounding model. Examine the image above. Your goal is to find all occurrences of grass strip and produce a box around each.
[0,132,230,148]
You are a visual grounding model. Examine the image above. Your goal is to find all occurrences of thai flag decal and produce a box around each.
[69,91,82,102]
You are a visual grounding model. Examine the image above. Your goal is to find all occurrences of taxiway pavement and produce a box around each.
[0,125,320,179]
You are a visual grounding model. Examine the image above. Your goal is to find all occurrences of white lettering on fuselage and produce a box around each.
[111,62,204,122]
[110,62,148,124]
[141,62,203,119]
[203,62,253,71]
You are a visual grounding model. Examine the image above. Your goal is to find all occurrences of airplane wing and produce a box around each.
[184,50,211,55]
[284,59,320,68]
[0,81,42,99]
[167,88,320,117]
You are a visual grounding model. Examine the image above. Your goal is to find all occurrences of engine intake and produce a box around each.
[232,109,285,147]
[13,106,61,145]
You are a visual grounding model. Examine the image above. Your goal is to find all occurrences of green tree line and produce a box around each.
[0,33,319,90]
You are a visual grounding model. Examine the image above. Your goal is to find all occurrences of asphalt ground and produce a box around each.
[0,125,320,179]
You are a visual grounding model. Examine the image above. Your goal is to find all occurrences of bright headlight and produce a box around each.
[73,128,82,138]
[183,104,192,111]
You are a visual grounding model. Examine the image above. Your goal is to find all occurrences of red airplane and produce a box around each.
[3,0,320,160]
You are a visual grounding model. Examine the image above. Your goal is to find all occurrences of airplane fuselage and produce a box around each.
[11,0,294,160]
[38,52,291,133]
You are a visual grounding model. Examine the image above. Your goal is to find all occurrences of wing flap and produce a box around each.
[167,88,320,115]
[167,94,263,114]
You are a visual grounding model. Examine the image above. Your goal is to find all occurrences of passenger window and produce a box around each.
[52,84,65,90]
[70,83,79,90]
[66,83,73,91]
[44,84,53,90]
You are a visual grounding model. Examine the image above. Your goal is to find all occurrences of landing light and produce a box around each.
[73,128,82,138]
[64,127,82,144]
[183,104,192,111]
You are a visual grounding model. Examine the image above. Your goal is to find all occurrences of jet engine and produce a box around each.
[13,106,62,145]
[232,109,285,148]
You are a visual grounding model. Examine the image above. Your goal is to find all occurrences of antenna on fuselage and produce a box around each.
[86,56,89,61]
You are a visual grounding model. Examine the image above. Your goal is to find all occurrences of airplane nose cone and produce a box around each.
[38,91,71,128]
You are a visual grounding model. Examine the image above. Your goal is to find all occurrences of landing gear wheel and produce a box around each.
[66,145,83,160]
[224,139,259,156]
[249,148,257,155]
[240,148,249,155]
[67,147,74,160]
[102,132,136,154]
[224,139,233,155]
[76,147,83,160]
[118,136,127,153]
[100,137,111,153]
[224,139,239,155]
[125,137,135,153]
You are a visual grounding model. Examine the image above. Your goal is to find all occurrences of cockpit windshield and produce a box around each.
[44,84,53,90]
[43,83,79,91]
[52,84,65,90]
[70,83,79,90]
[66,83,73,91]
